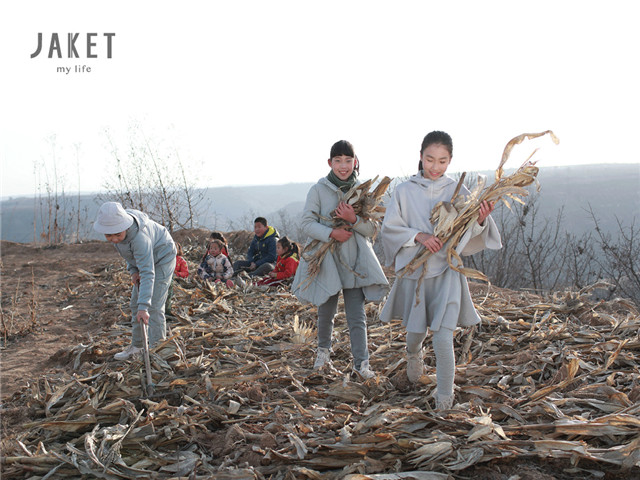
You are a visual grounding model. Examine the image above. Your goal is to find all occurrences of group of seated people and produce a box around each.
[192,216,300,289]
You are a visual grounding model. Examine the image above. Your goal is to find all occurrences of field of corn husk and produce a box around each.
[1,233,639,480]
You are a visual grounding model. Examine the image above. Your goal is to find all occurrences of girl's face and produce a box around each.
[276,242,284,256]
[328,155,355,181]
[209,244,221,256]
[420,143,451,180]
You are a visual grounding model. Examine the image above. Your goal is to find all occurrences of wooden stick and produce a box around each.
[140,321,154,396]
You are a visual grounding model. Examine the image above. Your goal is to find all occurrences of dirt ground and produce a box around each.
[0,240,124,401]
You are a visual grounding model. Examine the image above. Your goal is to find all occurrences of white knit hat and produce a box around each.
[94,202,134,234]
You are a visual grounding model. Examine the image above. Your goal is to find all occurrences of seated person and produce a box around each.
[197,239,234,288]
[208,231,231,262]
[257,236,300,287]
[232,217,279,277]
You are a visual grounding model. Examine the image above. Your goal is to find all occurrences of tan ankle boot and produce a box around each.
[436,394,454,411]
[406,349,424,383]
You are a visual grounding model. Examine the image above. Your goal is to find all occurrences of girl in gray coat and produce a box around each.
[292,140,389,379]
[94,202,177,360]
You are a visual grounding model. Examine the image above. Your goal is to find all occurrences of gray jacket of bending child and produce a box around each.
[113,209,176,311]
[292,177,389,306]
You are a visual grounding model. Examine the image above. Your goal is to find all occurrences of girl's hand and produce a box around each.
[334,202,357,224]
[415,232,443,253]
[132,272,141,286]
[477,200,495,225]
[330,228,353,243]
[269,272,277,278]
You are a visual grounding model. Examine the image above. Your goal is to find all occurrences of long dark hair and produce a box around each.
[278,236,300,259]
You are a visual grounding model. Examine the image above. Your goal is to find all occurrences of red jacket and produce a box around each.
[174,255,189,278]
[272,254,299,280]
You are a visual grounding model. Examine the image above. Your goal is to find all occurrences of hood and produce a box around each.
[408,173,456,194]
[123,209,151,243]
[259,225,279,240]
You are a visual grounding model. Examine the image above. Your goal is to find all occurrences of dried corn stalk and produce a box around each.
[299,176,392,290]
[401,131,559,292]
[291,314,314,344]
[4,248,640,478]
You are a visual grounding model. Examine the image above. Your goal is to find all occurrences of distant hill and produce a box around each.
[1,164,638,244]
[0,183,315,243]
[533,164,639,236]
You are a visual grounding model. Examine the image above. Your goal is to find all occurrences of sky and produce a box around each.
[1,0,639,199]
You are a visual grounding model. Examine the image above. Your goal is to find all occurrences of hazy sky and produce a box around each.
[1,1,639,199]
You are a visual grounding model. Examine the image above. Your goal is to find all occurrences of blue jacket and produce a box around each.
[113,209,176,311]
[247,226,279,266]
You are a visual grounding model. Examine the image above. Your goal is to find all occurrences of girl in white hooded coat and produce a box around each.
[380,131,502,410]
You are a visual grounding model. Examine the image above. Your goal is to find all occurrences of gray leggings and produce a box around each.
[317,288,369,370]
[407,328,455,398]
[130,259,175,348]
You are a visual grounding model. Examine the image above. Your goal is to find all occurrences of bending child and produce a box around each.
[93,202,176,360]
[380,130,502,410]
[292,140,388,379]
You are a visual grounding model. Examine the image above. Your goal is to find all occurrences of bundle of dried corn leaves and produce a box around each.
[402,131,560,288]
[299,176,391,290]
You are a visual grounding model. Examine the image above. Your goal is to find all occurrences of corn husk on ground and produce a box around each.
[1,250,639,479]
[299,176,392,290]
[401,131,560,291]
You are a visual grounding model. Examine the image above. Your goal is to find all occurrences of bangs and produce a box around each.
[330,140,355,159]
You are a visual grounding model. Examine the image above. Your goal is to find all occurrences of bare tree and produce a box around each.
[34,136,66,244]
[226,209,259,232]
[30,137,93,245]
[587,207,640,306]
[74,143,82,242]
[101,123,207,232]
[562,231,602,290]
[469,191,571,294]
[275,208,307,243]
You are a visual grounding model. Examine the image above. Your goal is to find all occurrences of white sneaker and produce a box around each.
[313,347,331,370]
[406,349,424,383]
[114,345,143,360]
[353,359,376,379]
